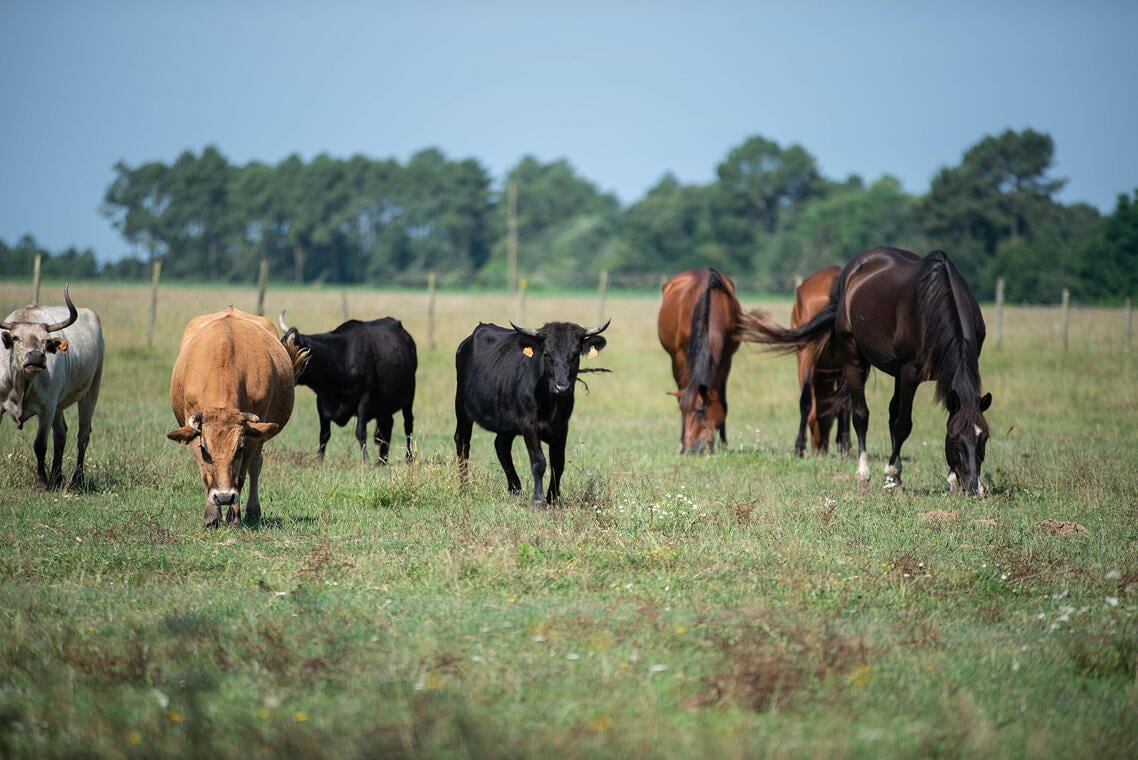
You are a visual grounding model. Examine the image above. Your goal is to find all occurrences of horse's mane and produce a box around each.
[684,269,729,392]
[917,251,986,406]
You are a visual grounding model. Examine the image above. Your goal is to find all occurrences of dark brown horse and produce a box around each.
[741,247,992,494]
[791,266,850,456]
[658,268,743,454]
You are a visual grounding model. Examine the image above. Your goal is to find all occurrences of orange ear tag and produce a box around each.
[522,346,534,358]
[587,346,598,358]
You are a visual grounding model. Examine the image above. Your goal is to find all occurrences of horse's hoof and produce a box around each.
[883,475,901,491]
[857,479,871,493]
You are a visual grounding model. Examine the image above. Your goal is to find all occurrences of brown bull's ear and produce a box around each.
[46,338,69,353]
[167,426,200,444]
[244,421,281,440]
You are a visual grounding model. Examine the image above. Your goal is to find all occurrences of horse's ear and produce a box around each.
[945,389,960,415]
[979,392,992,412]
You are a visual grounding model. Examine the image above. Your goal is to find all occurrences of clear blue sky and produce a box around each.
[2,1,1135,264]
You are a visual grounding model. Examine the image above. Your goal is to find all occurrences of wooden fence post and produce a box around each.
[256,258,270,316]
[341,290,349,322]
[32,253,42,304]
[995,277,1005,349]
[1061,289,1070,350]
[427,272,437,350]
[146,260,162,348]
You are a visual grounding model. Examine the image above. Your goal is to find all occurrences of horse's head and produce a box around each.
[944,390,992,496]
[673,384,725,455]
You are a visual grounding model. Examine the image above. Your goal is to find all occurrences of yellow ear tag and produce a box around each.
[522,346,534,358]
[587,346,598,358]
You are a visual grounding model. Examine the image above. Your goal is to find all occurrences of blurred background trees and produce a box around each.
[2,128,1134,303]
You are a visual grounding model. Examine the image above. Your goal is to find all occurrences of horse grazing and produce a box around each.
[740,247,992,494]
[791,266,850,457]
[658,268,744,454]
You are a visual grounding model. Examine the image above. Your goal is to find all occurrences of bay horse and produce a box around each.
[658,268,743,454]
[740,247,992,494]
[792,266,850,457]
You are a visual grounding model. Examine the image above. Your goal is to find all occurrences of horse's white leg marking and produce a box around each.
[857,451,871,482]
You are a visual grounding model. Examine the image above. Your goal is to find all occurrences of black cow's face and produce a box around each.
[514,321,608,397]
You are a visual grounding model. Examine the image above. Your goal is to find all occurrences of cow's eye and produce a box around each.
[199,444,213,464]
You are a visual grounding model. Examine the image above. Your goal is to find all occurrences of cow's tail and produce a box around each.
[735,303,837,356]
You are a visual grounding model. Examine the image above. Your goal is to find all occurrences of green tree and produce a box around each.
[1079,192,1138,302]
[101,160,173,266]
[920,128,1065,286]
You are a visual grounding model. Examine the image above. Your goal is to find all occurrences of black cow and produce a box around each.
[280,312,416,463]
[454,320,609,507]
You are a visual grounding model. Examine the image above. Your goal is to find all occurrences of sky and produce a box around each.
[2,1,1135,264]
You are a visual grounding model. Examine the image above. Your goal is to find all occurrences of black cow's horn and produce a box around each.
[510,322,540,338]
[279,310,291,332]
[585,319,611,336]
[45,286,79,333]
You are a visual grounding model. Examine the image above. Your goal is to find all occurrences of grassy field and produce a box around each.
[1,280,1136,759]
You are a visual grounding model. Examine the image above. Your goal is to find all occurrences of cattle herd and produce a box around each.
[0,247,993,527]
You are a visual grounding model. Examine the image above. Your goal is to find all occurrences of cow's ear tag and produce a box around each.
[522,346,534,358]
[587,346,598,358]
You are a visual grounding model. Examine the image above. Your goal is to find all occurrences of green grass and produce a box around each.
[1,282,1136,758]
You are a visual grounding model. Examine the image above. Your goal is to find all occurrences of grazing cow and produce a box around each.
[1,287,104,491]
[657,268,743,454]
[454,320,609,507]
[791,266,850,456]
[279,311,417,464]
[168,307,309,527]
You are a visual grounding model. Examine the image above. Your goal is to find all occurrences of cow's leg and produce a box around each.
[454,409,473,485]
[494,433,523,495]
[70,360,103,490]
[316,399,333,460]
[519,429,547,508]
[401,405,414,463]
[49,411,67,489]
[546,429,568,504]
[374,416,394,465]
[203,500,221,529]
[354,409,370,463]
[243,451,263,525]
[884,365,919,490]
[32,417,51,491]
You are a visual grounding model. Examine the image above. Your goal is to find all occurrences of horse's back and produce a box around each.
[658,268,737,351]
[837,248,923,374]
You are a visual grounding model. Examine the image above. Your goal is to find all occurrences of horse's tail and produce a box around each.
[736,302,837,356]
[917,250,985,403]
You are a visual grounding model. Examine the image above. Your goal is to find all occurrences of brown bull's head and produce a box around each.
[167,408,280,527]
[1,286,79,376]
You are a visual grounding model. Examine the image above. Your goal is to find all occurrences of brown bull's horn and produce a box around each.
[585,319,611,336]
[279,310,291,332]
[45,286,79,333]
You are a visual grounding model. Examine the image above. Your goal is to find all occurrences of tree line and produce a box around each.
[2,129,1135,303]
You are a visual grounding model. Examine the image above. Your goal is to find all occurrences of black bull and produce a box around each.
[454,320,609,507]
[280,312,417,463]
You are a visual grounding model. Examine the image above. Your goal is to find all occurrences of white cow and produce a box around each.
[1,287,105,491]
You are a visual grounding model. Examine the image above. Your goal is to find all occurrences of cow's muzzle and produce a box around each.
[210,489,240,507]
[21,352,47,374]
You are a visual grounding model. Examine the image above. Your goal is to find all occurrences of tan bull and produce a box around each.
[168,307,308,527]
